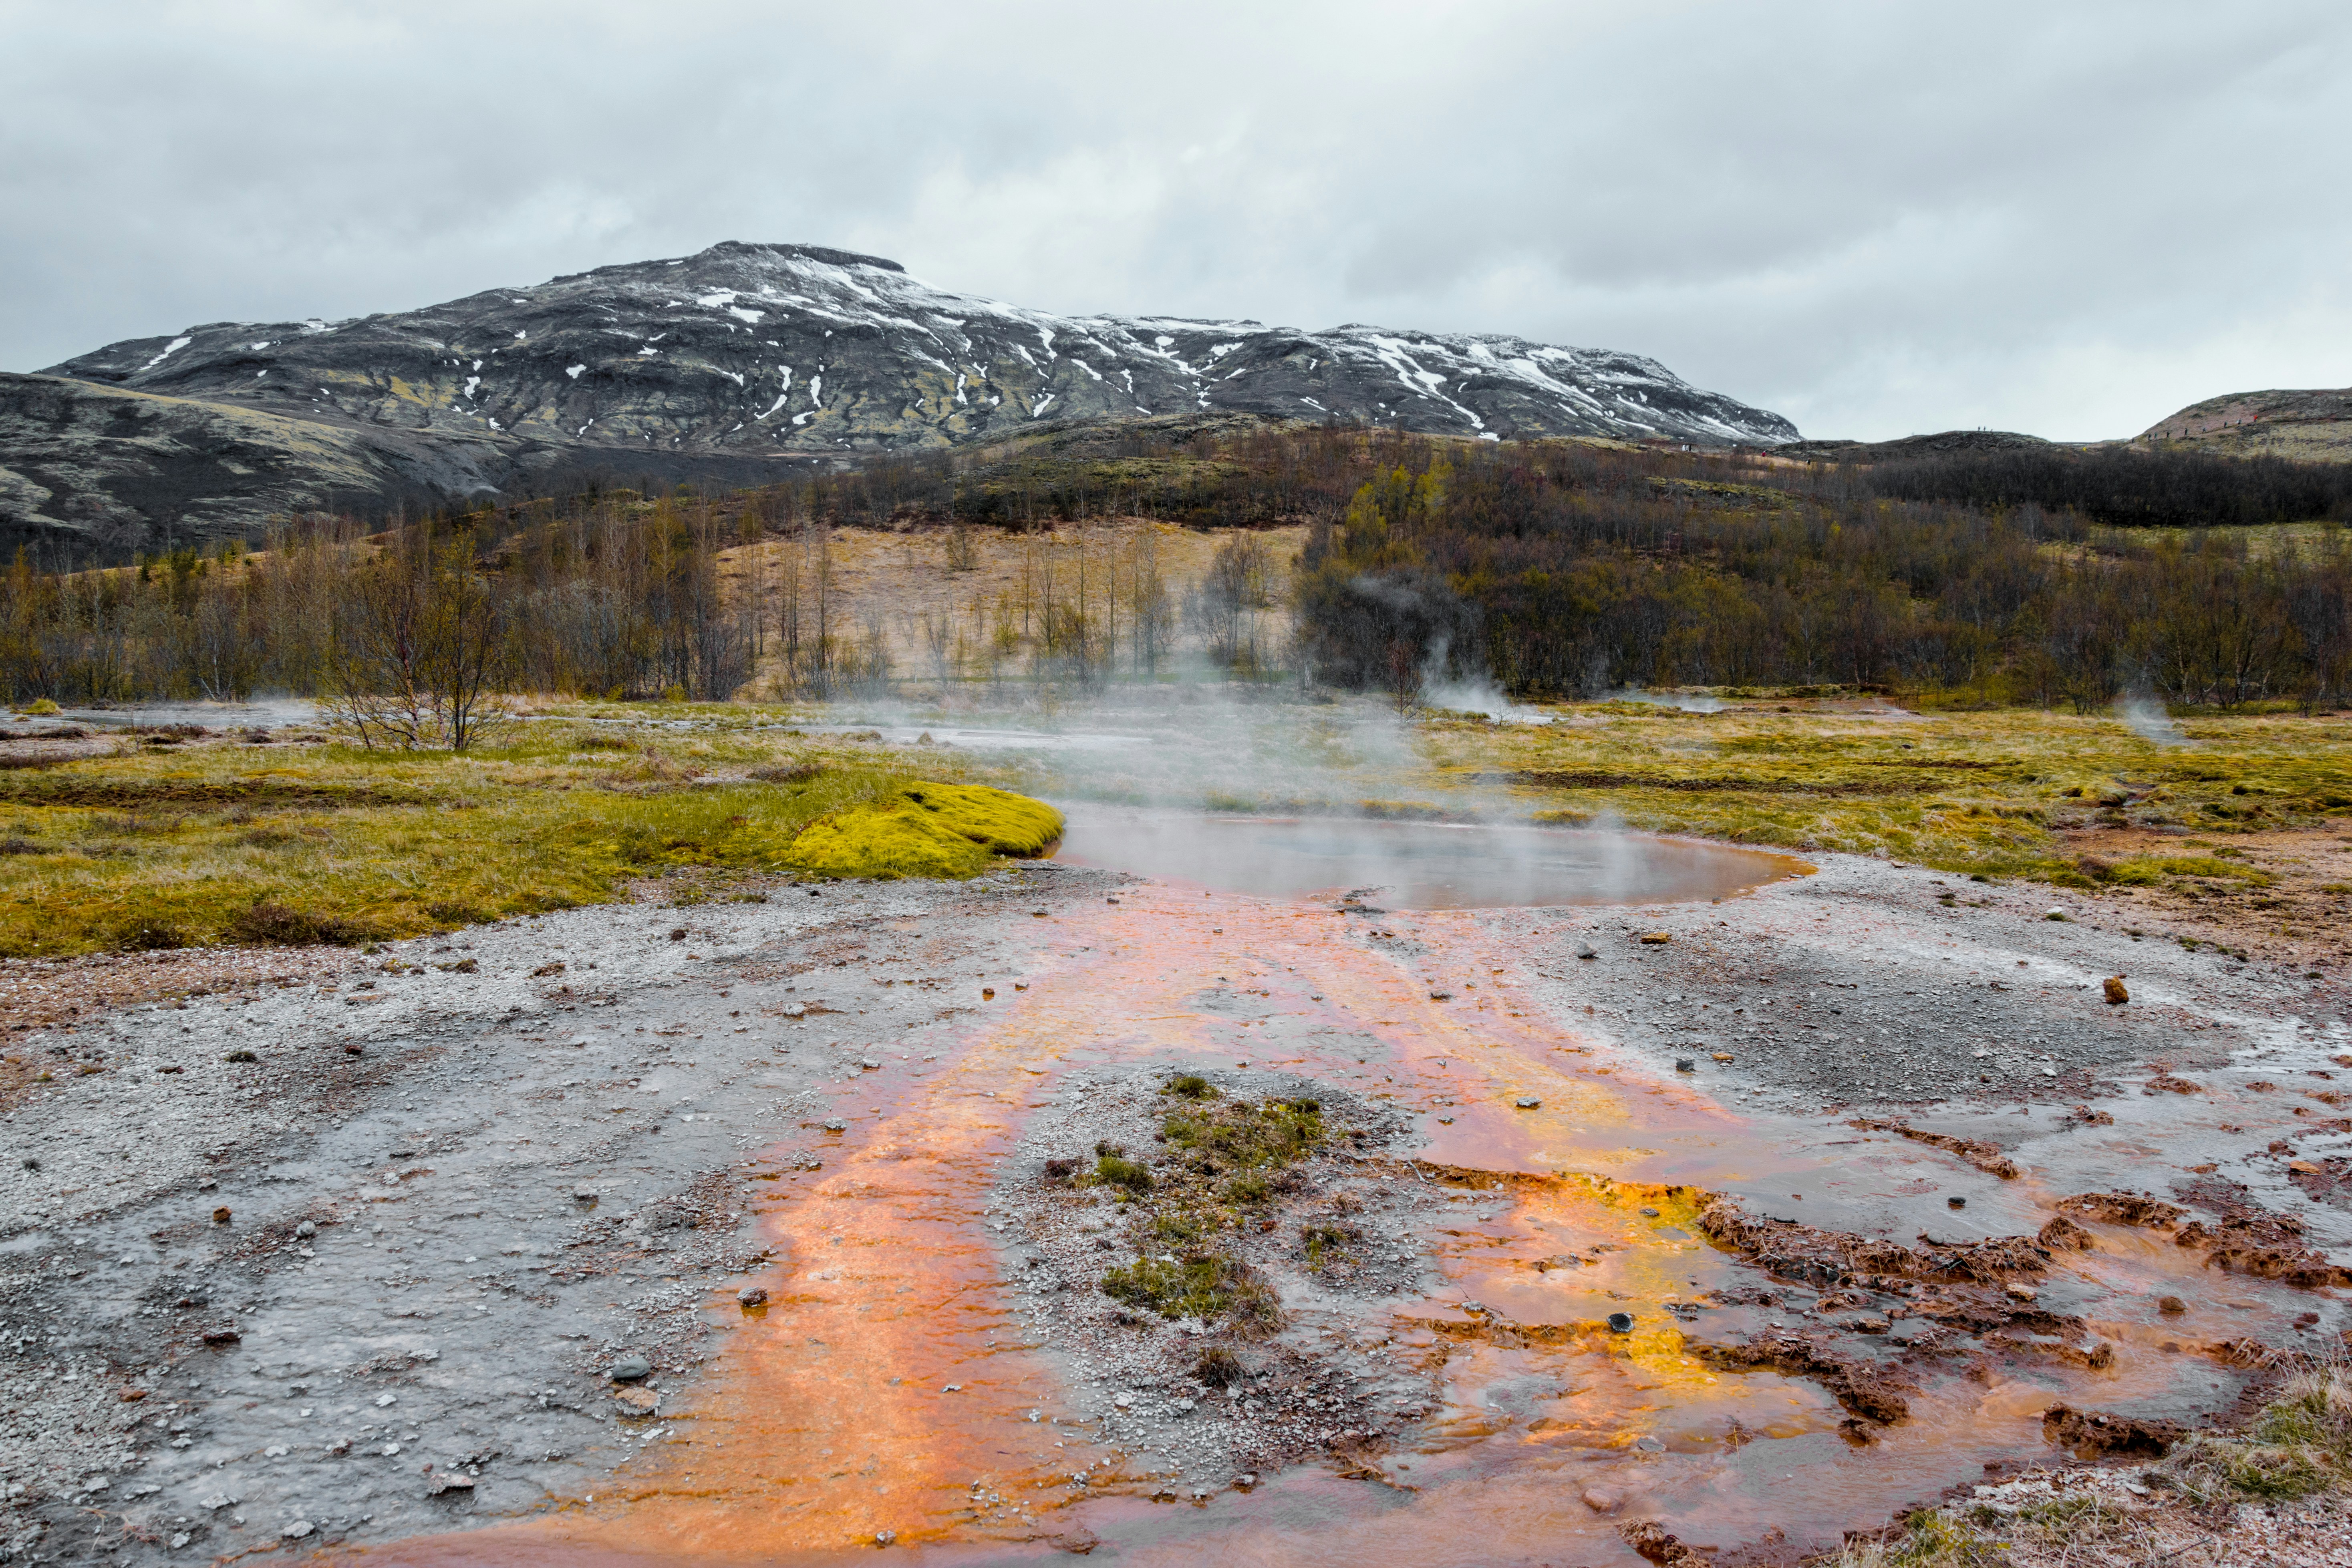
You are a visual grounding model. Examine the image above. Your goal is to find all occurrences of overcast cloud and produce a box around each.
[3,0,2346,440]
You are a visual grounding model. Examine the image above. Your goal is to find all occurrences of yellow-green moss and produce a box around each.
[782,783,1063,880]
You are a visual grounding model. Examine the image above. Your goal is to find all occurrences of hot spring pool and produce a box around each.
[1049,804,1810,909]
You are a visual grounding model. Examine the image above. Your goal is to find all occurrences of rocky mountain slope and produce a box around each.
[2139,386,2352,462]
[8,242,1796,558]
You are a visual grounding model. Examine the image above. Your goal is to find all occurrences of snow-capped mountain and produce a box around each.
[43,242,1796,455]
[4,242,1798,557]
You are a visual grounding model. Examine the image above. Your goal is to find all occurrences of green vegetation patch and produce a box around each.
[1099,1252,1282,1330]
[1086,1085,1331,1334]
[0,718,1051,957]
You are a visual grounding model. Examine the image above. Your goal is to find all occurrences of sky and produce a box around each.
[4,0,2347,442]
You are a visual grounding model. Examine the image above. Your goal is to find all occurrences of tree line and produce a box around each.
[5,421,2350,731]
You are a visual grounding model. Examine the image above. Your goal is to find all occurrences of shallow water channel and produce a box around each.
[1053,805,1810,908]
[348,837,2349,1568]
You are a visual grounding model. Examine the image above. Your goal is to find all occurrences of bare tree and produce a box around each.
[323,531,509,750]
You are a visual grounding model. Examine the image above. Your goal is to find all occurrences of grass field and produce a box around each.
[1430,699,2352,883]
[0,715,1039,957]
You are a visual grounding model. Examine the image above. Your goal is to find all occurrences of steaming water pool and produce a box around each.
[1051,804,1810,908]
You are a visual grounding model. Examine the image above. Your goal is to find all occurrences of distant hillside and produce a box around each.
[1773,429,2061,463]
[5,241,1796,560]
[2139,387,2352,463]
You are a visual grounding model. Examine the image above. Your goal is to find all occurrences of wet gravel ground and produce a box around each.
[0,871,1071,1564]
[1510,850,2340,1109]
[0,845,2344,1564]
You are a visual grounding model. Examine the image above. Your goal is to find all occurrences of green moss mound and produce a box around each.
[783,783,1063,880]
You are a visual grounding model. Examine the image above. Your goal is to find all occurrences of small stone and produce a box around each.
[1639,1206,1659,1217]
[1633,1435,1665,1453]
[982,987,996,1000]
[429,1473,476,1495]
[608,1354,653,1383]
[876,1530,896,1546]
[201,1327,240,1346]
[824,1119,847,1132]
[1712,1053,1734,1063]
[860,1058,880,1071]
[1675,1058,1695,1072]
[344,1043,364,1055]
[1234,1472,1258,1490]
[211,1206,232,1225]
[1947,1197,1966,1210]
[2004,1282,2038,1303]
[282,1522,313,1539]
[782,1002,806,1019]
[1514,1097,1541,1109]
[2045,908,2067,921]
[737,1287,769,1307]
[1606,1312,1634,1333]
[1575,943,1598,960]
[1638,932,1671,945]
[1113,1392,1134,1408]
[2103,976,2129,1005]
[2157,1295,2187,1314]
[574,1187,598,1202]
[295,1220,317,1238]
[1582,1484,1623,1513]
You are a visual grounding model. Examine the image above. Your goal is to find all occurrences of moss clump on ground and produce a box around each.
[781,783,1062,880]
[1092,1085,1329,1332]
[0,713,1055,956]
[1099,1252,1281,1330]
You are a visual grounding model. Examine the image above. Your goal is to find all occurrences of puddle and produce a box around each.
[1052,804,1811,908]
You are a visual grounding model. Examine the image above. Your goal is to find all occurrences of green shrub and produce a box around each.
[1095,1154,1154,1194]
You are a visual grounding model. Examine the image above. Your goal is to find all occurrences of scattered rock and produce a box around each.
[1582,1484,1624,1514]
[211,1206,232,1225]
[532,961,567,977]
[1607,1312,1635,1333]
[1675,1058,1696,1072]
[1514,1097,1541,1109]
[2041,1402,2183,1459]
[2157,1296,2187,1314]
[282,1522,314,1540]
[428,1473,476,1496]
[2036,1216,2094,1252]
[1638,932,1672,945]
[781,1002,806,1018]
[1851,1119,2020,1179]
[2056,1192,2185,1229]
[737,1286,769,1307]
[2102,976,2129,1004]
[1621,1520,1708,1566]
[295,1220,317,1238]
[1696,1332,1912,1423]
[1576,943,1598,960]
[608,1354,652,1383]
